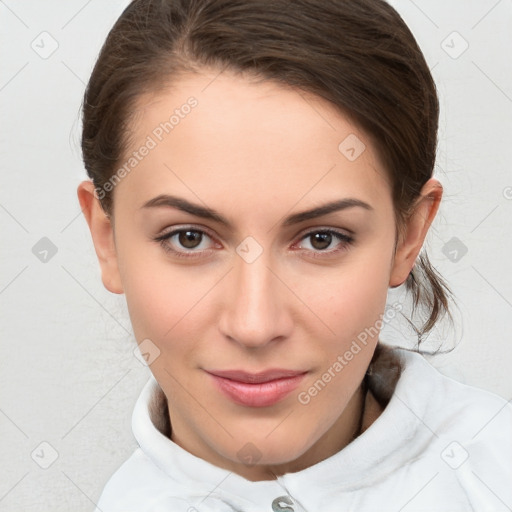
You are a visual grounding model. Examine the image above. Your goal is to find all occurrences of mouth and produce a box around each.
[204,369,308,407]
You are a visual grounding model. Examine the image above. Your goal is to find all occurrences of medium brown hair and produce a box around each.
[81,0,454,342]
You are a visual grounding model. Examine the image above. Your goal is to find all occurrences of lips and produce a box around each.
[207,369,306,383]
[205,368,307,407]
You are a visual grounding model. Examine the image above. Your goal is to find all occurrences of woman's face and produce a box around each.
[81,69,439,480]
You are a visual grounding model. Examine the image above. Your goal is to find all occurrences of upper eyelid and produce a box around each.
[299,226,352,237]
[157,224,218,239]
[157,225,352,240]
[292,228,353,248]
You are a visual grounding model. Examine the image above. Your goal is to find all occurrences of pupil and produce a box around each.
[311,232,332,250]
[179,230,202,249]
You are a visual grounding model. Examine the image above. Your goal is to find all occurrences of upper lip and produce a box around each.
[205,369,307,384]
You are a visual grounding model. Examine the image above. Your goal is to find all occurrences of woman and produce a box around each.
[77,0,512,510]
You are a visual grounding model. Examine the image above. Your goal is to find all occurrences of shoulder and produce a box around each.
[389,347,512,509]
[422,352,512,474]
[93,378,194,512]
[396,347,512,443]
[367,344,512,466]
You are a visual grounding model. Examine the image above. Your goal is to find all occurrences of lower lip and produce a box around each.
[207,373,307,407]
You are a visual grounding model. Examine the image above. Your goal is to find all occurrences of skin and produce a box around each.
[78,69,442,481]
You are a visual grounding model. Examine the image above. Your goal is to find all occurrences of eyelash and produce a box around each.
[154,226,354,260]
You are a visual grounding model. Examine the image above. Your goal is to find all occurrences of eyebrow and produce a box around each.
[141,194,373,227]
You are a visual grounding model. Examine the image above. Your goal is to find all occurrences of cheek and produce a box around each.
[115,230,207,342]
[122,266,214,344]
[292,251,393,424]
[299,243,394,346]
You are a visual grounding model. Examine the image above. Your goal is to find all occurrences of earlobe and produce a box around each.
[389,178,443,288]
[77,181,124,294]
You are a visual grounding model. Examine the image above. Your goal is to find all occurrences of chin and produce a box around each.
[222,430,313,468]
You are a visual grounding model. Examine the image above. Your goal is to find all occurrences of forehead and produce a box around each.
[114,70,392,214]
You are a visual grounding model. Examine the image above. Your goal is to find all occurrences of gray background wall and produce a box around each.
[1,0,511,510]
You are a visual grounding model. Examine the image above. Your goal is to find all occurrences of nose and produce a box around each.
[218,251,293,349]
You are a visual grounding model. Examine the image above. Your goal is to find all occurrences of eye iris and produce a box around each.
[311,232,332,250]
[178,230,202,249]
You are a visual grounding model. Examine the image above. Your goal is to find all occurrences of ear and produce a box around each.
[77,181,124,294]
[389,178,443,287]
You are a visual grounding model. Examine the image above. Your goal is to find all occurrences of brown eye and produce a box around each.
[155,227,217,257]
[178,230,203,249]
[309,232,332,250]
[294,229,354,256]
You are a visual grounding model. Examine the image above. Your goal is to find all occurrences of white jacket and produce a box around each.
[95,349,512,511]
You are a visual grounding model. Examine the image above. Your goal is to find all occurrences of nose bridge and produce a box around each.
[219,248,289,347]
[236,254,272,311]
